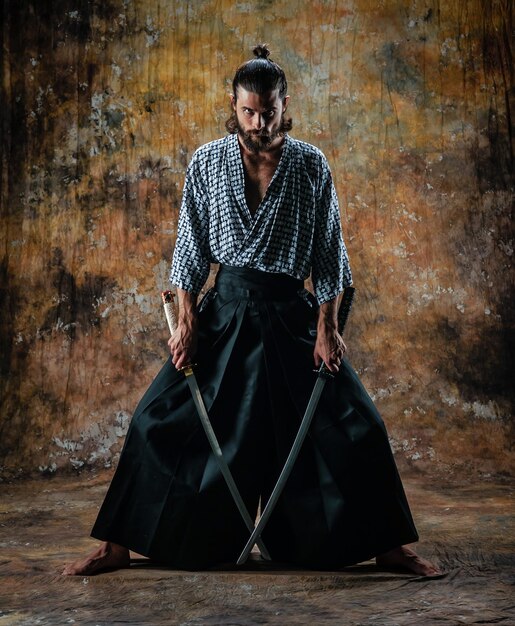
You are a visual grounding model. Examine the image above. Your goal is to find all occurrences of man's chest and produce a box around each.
[241,154,281,215]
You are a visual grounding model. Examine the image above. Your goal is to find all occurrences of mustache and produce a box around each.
[248,130,272,139]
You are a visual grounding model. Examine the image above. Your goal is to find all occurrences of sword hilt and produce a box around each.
[162,290,179,335]
[337,286,355,335]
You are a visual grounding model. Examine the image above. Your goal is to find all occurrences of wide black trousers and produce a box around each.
[91,265,418,570]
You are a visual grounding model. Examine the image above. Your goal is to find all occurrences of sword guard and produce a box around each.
[179,364,197,376]
[313,364,335,379]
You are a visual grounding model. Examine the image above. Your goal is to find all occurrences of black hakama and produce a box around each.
[91,265,418,569]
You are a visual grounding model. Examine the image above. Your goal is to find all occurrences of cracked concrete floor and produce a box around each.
[0,471,513,625]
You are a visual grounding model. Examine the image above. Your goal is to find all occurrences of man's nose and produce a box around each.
[252,114,265,130]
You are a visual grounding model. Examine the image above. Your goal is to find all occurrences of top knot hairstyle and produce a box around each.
[253,44,271,59]
[231,43,288,101]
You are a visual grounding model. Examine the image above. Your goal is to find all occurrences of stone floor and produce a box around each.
[0,471,513,625]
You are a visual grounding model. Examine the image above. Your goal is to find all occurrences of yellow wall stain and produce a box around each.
[0,0,513,479]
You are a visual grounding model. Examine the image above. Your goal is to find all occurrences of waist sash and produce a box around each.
[214,264,304,301]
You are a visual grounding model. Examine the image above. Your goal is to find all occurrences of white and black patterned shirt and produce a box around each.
[169,133,352,304]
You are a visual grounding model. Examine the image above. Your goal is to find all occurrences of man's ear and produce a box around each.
[283,95,290,111]
[230,93,236,111]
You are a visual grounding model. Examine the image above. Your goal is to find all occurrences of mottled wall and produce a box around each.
[1,0,513,479]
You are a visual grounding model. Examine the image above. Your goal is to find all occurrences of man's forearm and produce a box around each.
[317,296,339,332]
[168,289,199,369]
[177,288,198,326]
[314,295,346,372]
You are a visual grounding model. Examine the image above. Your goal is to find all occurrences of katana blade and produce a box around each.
[183,366,271,560]
[236,367,331,565]
[237,286,356,565]
[162,291,271,561]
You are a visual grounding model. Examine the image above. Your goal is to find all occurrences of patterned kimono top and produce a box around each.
[169,133,352,304]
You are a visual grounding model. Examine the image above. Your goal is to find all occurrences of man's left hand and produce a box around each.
[314,297,347,372]
[314,327,347,373]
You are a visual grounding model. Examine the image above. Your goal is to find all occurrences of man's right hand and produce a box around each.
[168,319,198,370]
[168,288,199,370]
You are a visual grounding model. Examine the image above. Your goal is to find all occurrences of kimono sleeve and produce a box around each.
[169,153,211,294]
[311,158,352,304]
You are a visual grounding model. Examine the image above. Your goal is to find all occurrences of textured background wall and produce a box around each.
[1,0,513,480]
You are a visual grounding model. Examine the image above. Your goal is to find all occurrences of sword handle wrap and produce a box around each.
[161,290,178,335]
[337,286,355,335]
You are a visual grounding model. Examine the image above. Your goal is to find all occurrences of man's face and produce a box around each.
[231,87,289,152]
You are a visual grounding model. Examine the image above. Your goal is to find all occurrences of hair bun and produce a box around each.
[253,44,271,60]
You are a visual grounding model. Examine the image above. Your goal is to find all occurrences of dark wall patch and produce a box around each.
[40,248,117,338]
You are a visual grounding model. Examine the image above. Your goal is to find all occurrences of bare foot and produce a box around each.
[62,542,130,576]
[376,545,443,577]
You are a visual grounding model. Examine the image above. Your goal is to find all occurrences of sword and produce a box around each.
[162,290,271,561]
[237,286,355,565]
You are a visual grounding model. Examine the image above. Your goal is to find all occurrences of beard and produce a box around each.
[237,122,280,153]
[225,112,293,151]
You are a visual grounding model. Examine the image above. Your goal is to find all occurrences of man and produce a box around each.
[63,45,441,577]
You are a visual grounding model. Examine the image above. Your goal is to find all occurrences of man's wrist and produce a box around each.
[317,299,338,330]
[178,309,198,327]
[317,322,338,338]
